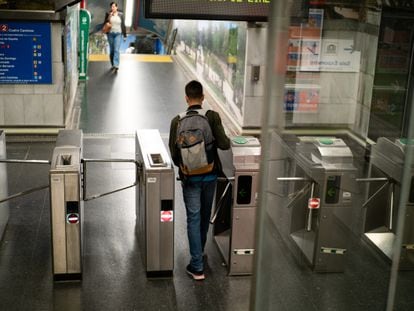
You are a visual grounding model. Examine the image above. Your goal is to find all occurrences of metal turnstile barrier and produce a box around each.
[213,136,261,275]
[1,128,175,281]
[360,137,414,269]
[0,130,8,239]
[277,136,357,272]
[136,129,174,277]
[50,130,83,281]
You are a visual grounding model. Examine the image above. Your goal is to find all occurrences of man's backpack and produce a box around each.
[176,109,215,176]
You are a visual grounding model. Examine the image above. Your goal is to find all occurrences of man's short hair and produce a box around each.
[185,80,203,100]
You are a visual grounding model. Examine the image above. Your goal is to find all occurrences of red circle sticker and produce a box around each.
[160,211,173,222]
[308,198,320,209]
[67,213,79,224]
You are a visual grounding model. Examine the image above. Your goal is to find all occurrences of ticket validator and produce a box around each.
[276,136,357,272]
[50,130,83,281]
[136,129,175,277]
[363,137,414,269]
[213,136,261,275]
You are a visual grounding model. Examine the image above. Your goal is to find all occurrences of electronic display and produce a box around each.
[145,0,270,21]
[237,175,252,205]
[0,21,52,84]
[325,175,340,204]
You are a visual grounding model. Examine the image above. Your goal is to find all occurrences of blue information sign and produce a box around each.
[0,22,52,84]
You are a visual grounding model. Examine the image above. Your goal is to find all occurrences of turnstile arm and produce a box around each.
[357,178,390,208]
[277,177,311,182]
[357,177,396,230]
[0,159,51,164]
[210,177,234,224]
[81,158,141,201]
[389,183,395,231]
[0,184,49,204]
[0,158,51,203]
[306,182,316,232]
[276,177,316,232]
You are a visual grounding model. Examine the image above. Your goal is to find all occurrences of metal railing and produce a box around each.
[0,158,51,203]
[81,158,141,201]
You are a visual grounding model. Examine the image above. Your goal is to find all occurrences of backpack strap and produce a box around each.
[179,108,210,119]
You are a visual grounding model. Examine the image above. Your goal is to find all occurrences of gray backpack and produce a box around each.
[176,109,215,176]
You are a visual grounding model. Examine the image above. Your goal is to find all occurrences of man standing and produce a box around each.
[169,80,230,280]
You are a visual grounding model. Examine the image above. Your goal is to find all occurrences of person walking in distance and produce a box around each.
[104,2,126,72]
[169,80,230,280]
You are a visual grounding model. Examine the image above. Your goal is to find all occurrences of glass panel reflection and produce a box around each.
[253,1,414,310]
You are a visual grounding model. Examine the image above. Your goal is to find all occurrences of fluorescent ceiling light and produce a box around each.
[125,0,133,27]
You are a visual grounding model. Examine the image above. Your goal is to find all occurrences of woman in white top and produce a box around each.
[104,2,126,71]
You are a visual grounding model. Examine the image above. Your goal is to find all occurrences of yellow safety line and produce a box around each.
[2,128,61,135]
[89,54,173,63]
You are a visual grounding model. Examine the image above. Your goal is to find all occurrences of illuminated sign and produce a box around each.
[0,22,52,84]
[145,0,270,21]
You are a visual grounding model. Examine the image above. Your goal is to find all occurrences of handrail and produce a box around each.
[0,159,51,164]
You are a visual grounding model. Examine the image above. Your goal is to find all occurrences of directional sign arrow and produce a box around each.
[327,188,336,197]
[239,188,247,197]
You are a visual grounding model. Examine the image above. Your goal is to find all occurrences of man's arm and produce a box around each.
[208,111,230,150]
[168,116,180,166]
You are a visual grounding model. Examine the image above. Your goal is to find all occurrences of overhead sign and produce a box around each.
[145,0,270,21]
[0,21,52,84]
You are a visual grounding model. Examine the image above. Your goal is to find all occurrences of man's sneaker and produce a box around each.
[186,264,205,281]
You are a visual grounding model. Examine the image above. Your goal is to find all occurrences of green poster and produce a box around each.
[79,9,91,81]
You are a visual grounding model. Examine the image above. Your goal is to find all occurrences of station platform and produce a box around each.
[0,55,249,310]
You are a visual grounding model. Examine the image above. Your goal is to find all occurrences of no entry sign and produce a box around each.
[308,198,320,209]
[160,211,173,222]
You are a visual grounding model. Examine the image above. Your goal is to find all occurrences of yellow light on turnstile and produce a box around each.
[125,0,133,27]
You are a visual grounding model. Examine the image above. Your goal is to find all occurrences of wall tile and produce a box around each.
[24,95,44,125]
[43,94,64,126]
[0,96,4,124]
[4,95,24,125]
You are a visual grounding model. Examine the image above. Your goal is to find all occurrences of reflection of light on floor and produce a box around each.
[89,54,173,63]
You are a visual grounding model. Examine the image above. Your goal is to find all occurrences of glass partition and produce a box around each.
[253,1,414,310]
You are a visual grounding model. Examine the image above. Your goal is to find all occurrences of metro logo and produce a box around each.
[0,24,9,32]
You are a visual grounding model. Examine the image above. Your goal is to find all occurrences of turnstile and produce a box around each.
[135,129,174,277]
[50,130,83,281]
[278,136,357,272]
[363,137,414,269]
[0,130,9,239]
[214,136,261,275]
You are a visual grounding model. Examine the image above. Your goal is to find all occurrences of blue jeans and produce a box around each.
[182,178,217,272]
[107,32,122,67]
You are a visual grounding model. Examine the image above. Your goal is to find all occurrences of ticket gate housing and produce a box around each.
[214,136,261,275]
[278,136,357,272]
[50,130,83,281]
[0,130,9,239]
[363,137,414,269]
[136,129,174,277]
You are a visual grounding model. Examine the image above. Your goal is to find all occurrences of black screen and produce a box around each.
[325,176,340,204]
[237,175,252,205]
[145,0,270,21]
